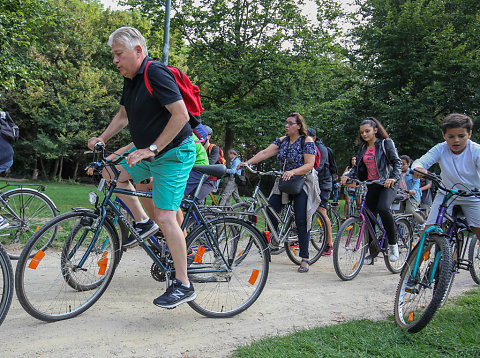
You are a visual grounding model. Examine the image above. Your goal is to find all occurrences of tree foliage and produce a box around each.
[350,0,480,158]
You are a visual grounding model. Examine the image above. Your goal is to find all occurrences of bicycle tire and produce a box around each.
[394,233,453,333]
[0,244,13,326]
[15,211,120,322]
[185,217,269,318]
[327,204,341,238]
[333,216,367,280]
[384,217,413,274]
[285,209,327,265]
[468,233,480,284]
[0,188,57,259]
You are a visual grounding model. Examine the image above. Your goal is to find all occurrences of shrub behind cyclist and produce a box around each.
[412,113,480,242]
[340,117,402,263]
[87,27,196,309]
[240,113,321,273]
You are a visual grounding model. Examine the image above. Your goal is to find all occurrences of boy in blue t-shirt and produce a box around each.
[412,113,480,241]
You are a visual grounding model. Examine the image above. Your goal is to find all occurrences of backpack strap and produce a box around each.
[381,139,392,165]
[144,60,154,95]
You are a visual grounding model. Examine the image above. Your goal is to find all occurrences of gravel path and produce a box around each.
[2,247,477,357]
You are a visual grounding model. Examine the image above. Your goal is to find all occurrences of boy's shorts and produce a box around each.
[121,138,195,211]
[426,193,480,228]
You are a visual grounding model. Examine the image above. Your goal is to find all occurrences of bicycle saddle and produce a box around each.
[192,164,227,178]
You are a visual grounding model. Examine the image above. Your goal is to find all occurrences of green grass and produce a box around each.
[0,179,95,213]
[233,288,480,357]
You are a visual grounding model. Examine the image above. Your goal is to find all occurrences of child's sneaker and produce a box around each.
[153,279,196,309]
[322,245,333,256]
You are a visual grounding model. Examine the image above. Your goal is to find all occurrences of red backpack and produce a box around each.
[144,60,204,129]
[207,143,226,165]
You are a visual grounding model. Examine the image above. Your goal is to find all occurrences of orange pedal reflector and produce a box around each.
[28,250,45,270]
[97,252,108,275]
[35,225,41,232]
[423,250,430,261]
[408,312,414,322]
[248,269,259,285]
[194,246,206,263]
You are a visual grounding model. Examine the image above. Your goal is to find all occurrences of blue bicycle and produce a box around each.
[394,169,480,332]
[15,144,270,321]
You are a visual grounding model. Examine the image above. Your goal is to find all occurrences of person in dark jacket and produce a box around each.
[340,117,402,262]
[0,134,14,229]
[307,128,333,256]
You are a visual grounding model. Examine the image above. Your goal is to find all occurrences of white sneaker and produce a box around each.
[389,244,399,261]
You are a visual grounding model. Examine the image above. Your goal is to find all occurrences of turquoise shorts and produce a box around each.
[121,138,195,211]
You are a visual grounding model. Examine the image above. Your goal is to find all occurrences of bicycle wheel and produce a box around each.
[469,233,480,284]
[15,211,120,322]
[394,234,453,333]
[333,216,367,280]
[285,209,327,265]
[0,188,57,259]
[0,244,13,326]
[384,217,413,274]
[186,217,269,318]
[328,204,341,238]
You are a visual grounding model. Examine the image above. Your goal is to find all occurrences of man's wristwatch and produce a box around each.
[149,144,159,156]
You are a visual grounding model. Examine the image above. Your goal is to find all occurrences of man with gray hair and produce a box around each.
[87,26,196,309]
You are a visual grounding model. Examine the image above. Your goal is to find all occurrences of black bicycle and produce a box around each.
[15,144,270,321]
[0,182,58,259]
[0,243,13,326]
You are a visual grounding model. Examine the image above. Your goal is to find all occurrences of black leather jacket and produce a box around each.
[347,138,402,183]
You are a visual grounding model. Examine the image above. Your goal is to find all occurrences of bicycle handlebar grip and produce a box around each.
[94,142,105,151]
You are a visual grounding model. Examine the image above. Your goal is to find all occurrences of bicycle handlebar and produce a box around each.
[243,165,282,177]
[413,168,480,198]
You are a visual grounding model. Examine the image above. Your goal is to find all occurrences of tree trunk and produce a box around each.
[39,157,48,179]
[32,157,38,180]
[73,160,79,182]
[52,158,59,181]
[57,156,63,182]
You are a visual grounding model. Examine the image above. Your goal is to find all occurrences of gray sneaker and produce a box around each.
[153,279,196,309]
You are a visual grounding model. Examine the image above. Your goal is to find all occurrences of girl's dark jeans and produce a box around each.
[365,183,398,245]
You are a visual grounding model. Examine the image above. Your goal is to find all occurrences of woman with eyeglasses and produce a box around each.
[240,113,320,273]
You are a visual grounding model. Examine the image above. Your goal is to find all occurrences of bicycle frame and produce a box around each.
[350,184,387,251]
[72,164,233,282]
[246,177,294,246]
[410,189,457,282]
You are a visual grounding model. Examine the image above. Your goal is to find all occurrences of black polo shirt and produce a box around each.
[120,57,192,150]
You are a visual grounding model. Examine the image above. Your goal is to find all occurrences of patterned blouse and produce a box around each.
[273,136,316,171]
